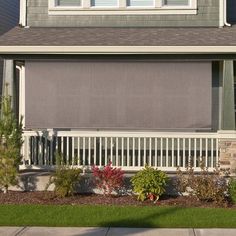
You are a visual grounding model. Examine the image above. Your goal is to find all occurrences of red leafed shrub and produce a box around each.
[92,162,124,196]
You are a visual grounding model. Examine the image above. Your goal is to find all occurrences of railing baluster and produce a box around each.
[160,138,163,167]
[99,137,102,166]
[83,137,86,166]
[171,138,174,167]
[144,137,146,166]
[39,135,43,166]
[205,138,208,168]
[132,137,135,167]
[194,138,197,168]
[116,137,119,167]
[110,137,113,164]
[88,137,91,166]
[44,136,47,166]
[188,138,191,166]
[66,137,69,165]
[138,138,141,167]
[211,138,214,168]
[149,137,152,166]
[121,137,124,167]
[200,138,203,160]
[183,138,186,168]
[50,136,53,166]
[72,137,75,165]
[105,137,108,165]
[127,138,130,167]
[177,138,180,167]
[155,138,157,168]
[216,138,219,168]
[94,137,96,166]
[166,138,169,167]
[77,137,80,166]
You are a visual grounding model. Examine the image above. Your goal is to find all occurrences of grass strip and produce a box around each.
[0,205,236,228]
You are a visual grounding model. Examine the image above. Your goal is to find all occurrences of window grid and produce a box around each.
[53,0,192,8]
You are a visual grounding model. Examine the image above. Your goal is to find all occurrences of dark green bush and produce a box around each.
[228,178,236,204]
[46,154,82,197]
[131,165,168,202]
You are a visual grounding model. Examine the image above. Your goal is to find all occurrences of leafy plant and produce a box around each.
[92,161,124,196]
[228,178,236,204]
[0,88,23,193]
[175,162,227,204]
[46,153,82,197]
[131,165,168,203]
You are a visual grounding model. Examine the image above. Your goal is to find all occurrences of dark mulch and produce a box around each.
[0,191,234,208]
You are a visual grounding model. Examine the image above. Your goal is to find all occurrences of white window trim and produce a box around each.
[48,0,197,15]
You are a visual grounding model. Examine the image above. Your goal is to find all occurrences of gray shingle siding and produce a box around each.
[27,0,220,27]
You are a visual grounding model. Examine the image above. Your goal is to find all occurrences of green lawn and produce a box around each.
[0,205,236,228]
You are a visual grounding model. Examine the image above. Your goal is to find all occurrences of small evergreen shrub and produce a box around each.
[46,154,82,197]
[92,162,124,196]
[131,165,168,203]
[228,178,236,204]
[175,163,227,204]
[0,90,23,193]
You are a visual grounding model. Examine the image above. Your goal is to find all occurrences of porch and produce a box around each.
[20,130,236,172]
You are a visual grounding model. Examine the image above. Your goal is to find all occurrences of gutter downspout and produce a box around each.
[224,0,231,27]
[19,0,27,27]
[16,64,25,126]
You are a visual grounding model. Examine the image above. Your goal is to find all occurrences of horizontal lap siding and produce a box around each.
[27,0,219,27]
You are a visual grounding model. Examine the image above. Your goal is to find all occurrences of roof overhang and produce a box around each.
[1,46,236,54]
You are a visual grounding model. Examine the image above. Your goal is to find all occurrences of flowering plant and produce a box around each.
[92,162,124,196]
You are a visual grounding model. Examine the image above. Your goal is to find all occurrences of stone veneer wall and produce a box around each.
[219,140,236,175]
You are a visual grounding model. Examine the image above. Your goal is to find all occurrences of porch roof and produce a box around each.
[1,26,236,54]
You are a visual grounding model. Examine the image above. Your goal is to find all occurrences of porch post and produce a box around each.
[221,60,235,130]
[2,59,15,108]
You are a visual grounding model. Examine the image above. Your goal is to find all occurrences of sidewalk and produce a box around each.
[1,227,236,236]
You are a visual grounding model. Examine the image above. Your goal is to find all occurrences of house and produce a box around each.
[0,0,19,98]
[0,0,236,174]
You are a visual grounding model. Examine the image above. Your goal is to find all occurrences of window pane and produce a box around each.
[164,0,189,6]
[127,0,154,7]
[91,0,118,7]
[57,0,81,6]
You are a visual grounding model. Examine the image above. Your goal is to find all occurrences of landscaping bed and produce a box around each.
[0,191,234,208]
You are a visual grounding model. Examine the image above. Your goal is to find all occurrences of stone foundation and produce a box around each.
[219,139,236,175]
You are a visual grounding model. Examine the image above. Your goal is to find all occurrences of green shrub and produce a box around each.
[46,154,82,197]
[0,90,23,193]
[131,165,168,202]
[175,163,227,204]
[228,178,236,204]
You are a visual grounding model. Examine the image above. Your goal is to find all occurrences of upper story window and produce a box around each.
[56,0,82,6]
[48,0,197,15]
[164,0,189,6]
[127,0,154,7]
[91,0,118,7]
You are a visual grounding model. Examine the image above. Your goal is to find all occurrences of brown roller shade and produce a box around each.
[25,60,212,130]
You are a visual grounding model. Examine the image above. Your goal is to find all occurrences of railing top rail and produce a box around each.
[21,130,235,139]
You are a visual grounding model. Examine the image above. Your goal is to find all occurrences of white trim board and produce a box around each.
[1,46,236,54]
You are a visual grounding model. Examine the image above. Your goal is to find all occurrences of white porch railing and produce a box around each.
[19,130,227,172]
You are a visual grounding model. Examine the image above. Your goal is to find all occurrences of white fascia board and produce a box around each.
[0,46,236,54]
